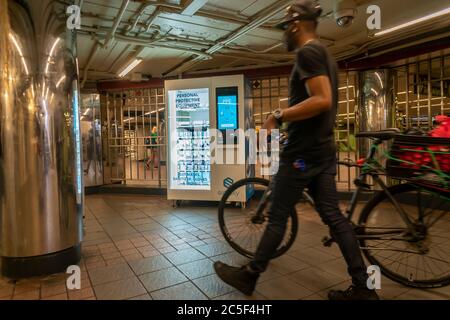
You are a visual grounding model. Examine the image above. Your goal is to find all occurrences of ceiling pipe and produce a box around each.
[114,36,213,58]
[228,42,283,54]
[78,30,212,60]
[79,26,209,49]
[215,53,280,64]
[145,7,162,33]
[80,0,129,85]
[182,0,209,16]
[79,27,288,63]
[221,49,293,60]
[162,0,293,76]
[103,0,130,48]
[77,2,288,59]
[126,2,149,34]
[206,0,292,55]
[81,42,100,88]
[82,23,216,50]
[132,0,250,25]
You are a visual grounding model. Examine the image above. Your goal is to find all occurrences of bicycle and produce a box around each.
[218,129,450,288]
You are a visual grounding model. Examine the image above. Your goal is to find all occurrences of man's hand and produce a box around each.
[262,115,279,132]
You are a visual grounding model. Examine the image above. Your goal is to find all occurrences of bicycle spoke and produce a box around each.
[426,210,447,229]
[220,180,296,258]
[362,184,450,285]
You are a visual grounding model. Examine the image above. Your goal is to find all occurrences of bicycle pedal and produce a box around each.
[322,236,334,247]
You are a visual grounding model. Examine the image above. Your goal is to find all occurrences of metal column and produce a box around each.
[357,69,396,157]
[0,0,83,278]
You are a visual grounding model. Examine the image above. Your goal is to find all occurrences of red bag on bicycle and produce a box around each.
[430,115,450,138]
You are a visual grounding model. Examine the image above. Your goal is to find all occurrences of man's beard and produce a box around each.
[283,31,298,52]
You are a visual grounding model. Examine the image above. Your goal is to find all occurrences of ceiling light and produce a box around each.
[375,7,450,36]
[118,59,143,78]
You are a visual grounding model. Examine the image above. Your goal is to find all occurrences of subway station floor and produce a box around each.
[1,194,450,300]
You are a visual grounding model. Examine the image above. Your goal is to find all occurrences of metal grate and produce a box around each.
[250,73,359,190]
[101,88,166,187]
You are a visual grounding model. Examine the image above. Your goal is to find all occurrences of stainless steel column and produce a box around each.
[357,69,396,157]
[0,0,83,278]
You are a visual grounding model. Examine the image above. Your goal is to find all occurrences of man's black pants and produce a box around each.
[249,158,368,288]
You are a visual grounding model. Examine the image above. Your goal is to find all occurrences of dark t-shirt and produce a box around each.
[281,40,338,162]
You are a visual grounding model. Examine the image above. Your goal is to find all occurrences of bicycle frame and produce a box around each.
[344,140,432,243]
[252,137,446,246]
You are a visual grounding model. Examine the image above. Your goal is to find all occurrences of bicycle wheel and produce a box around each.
[359,183,450,288]
[218,177,299,259]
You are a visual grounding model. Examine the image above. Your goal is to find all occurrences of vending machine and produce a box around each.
[165,75,254,202]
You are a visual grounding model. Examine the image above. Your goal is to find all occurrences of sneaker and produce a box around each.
[213,261,259,296]
[328,285,380,300]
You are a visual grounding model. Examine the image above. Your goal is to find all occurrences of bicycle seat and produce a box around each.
[356,129,401,141]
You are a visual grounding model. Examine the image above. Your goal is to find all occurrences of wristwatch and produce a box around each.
[272,108,284,126]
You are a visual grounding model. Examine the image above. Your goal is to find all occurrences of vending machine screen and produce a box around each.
[216,87,239,144]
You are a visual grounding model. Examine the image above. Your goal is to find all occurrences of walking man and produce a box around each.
[214,0,379,300]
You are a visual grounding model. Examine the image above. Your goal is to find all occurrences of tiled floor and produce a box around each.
[1,194,449,300]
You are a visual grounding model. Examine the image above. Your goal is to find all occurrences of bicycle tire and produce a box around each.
[358,183,450,288]
[218,177,299,259]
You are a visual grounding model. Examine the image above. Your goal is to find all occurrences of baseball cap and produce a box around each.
[275,0,323,30]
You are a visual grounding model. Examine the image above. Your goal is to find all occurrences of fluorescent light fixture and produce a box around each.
[375,7,450,36]
[279,98,288,102]
[118,59,143,78]
[182,0,208,16]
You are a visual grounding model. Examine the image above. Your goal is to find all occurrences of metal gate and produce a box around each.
[101,88,166,187]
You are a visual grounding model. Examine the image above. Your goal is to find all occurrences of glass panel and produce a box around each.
[167,88,211,190]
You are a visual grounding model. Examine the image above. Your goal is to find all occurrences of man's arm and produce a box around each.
[281,75,332,122]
